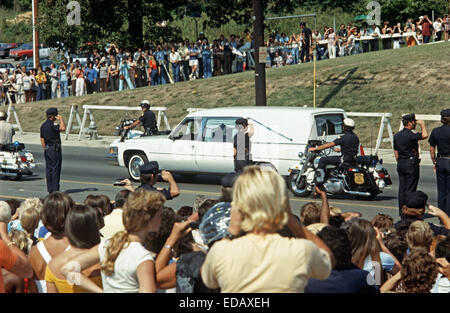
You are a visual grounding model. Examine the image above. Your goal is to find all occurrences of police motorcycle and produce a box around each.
[114,117,143,142]
[288,139,392,200]
[0,141,35,180]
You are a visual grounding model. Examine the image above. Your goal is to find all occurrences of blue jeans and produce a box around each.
[159,66,167,85]
[37,85,45,101]
[60,80,68,98]
[119,77,134,91]
[291,48,299,64]
[171,63,180,82]
[150,69,158,86]
[203,55,212,78]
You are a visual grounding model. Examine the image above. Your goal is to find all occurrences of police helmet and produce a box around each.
[0,111,7,121]
[343,118,355,128]
[140,100,150,109]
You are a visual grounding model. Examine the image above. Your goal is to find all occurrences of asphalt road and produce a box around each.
[0,144,440,224]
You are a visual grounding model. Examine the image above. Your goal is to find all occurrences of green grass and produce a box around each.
[13,41,450,149]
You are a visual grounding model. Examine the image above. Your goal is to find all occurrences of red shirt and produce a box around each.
[422,21,431,36]
[0,240,18,293]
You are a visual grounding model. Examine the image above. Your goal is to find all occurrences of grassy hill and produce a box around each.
[13,41,450,149]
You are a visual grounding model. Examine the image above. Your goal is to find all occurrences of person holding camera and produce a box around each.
[40,108,66,194]
[394,114,428,217]
[120,161,180,200]
[419,15,433,44]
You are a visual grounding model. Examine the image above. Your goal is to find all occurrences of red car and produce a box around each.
[9,42,34,60]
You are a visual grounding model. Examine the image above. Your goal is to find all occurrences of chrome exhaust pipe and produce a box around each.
[345,190,372,197]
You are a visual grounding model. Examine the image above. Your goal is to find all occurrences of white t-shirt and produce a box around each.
[431,273,450,293]
[98,240,154,293]
[433,21,443,32]
[363,252,395,280]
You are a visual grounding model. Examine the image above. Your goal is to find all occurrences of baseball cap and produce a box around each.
[199,202,231,246]
[343,118,355,127]
[139,161,159,175]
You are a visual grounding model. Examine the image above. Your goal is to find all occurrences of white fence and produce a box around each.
[63,105,171,141]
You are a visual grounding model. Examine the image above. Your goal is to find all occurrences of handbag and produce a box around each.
[119,74,124,80]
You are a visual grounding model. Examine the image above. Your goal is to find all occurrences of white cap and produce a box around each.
[343,118,355,128]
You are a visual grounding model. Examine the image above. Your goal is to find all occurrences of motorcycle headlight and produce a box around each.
[298,152,304,158]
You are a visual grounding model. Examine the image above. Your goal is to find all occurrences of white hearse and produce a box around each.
[109,106,347,180]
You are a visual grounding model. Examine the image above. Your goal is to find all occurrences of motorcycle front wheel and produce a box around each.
[288,172,311,197]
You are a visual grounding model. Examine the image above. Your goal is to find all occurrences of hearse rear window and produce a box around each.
[315,114,344,137]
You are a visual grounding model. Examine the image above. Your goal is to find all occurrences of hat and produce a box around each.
[404,191,428,209]
[140,100,150,108]
[343,118,355,127]
[221,172,239,188]
[235,118,248,127]
[199,202,231,246]
[139,161,159,175]
[402,113,416,122]
[46,108,58,116]
[440,109,450,117]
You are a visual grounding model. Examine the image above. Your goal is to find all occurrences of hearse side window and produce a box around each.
[202,118,238,143]
[171,117,202,141]
[315,114,344,137]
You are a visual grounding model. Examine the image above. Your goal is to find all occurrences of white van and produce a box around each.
[109,106,347,180]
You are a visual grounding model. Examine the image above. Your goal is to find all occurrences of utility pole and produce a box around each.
[253,0,266,106]
[32,0,40,69]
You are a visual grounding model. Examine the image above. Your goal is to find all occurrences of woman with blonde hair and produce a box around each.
[201,165,335,293]
[62,189,164,293]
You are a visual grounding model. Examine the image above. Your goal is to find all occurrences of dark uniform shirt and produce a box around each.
[139,110,157,132]
[233,132,251,161]
[137,183,172,200]
[428,125,450,156]
[333,131,360,163]
[40,119,61,146]
[394,128,422,159]
[302,27,313,46]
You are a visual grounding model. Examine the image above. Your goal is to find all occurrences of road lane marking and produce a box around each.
[2,179,399,211]
[62,179,399,210]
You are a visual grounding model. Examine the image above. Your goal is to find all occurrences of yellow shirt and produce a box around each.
[45,266,102,293]
[35,73,46,84]
[201,233,332,293]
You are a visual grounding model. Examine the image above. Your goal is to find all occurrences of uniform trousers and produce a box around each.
[436,158,450,216]
[44,147,62,193]
[397,158,420,216]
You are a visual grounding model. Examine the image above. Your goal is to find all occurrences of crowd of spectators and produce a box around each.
[0,164,449,293]
[1,15,449,106]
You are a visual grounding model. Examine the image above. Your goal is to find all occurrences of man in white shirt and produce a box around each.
[169,46,182,83]
[0,111,14,147]
[368,24,381,51]
[49,64,59,99]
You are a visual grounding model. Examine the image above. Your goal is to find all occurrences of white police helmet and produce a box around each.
[0,111,7,120]
[140,100,150,108]
[343,118,355,128]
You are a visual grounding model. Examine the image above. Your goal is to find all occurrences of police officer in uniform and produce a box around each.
[309,118,360,184]
[124,100,158,136]
[40,108,66,193]
[429,109,450,216]
[233,118,254,172]
[122,161,180,200]
[394,113,428,216]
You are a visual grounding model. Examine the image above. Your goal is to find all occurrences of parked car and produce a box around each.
[9,42,52,61]
[109,106,347,181]
[0,62,15,74]
[20,58,54,70]
[0,43,19,58]
[71,53,89,67]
